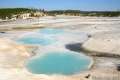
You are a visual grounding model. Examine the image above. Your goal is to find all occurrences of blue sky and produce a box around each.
[0,0,120,11]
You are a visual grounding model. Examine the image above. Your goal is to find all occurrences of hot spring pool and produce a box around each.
[39,28,64,35]
[17,28,91,75]
[26,51,91,75]
[17,28,88,46]
[17,28,65,46]
[17,36,56,46]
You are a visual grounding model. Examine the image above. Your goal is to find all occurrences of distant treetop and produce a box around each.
[0,8,120,19]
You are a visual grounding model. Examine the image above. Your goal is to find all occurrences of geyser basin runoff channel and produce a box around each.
[26,51,91,75]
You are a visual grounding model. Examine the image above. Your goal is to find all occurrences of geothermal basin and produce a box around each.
[17,28,92,75]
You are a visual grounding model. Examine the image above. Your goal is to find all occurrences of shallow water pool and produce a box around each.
[39,28,64,35]
[17,36,56,46]
[17,28,88,46]
[17,28,91,75]
[26,51,91,75]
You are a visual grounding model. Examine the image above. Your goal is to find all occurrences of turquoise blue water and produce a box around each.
[39,28,64,35]
[26,51,91,75]
[18,36,56,46]
[17,28,65,45]
[17,28,91,75]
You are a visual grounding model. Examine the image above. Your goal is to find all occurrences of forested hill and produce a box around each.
[0,8,120,19]
[0,8,39,19]
[47,10,120,17]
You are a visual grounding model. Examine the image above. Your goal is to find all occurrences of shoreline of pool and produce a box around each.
[23,41,94,75]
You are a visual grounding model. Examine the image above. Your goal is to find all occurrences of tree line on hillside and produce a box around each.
[47,10,81,16]
[47,10,120,17]
[0,8,120,19]
[0,8,44,19]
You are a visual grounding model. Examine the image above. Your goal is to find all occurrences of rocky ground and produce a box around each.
[0,16,120,80]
